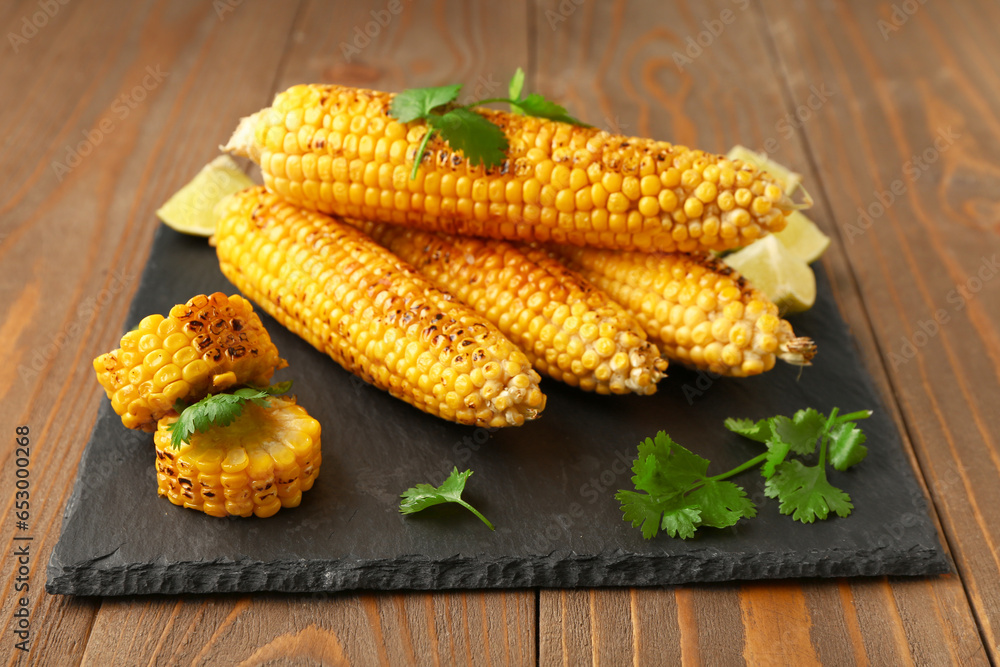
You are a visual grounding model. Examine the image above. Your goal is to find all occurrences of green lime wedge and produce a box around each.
[773,210,831,264]
[726,145,830,263]
[723,235,817,314]
[157,155,256,237]
[726,144,802,193]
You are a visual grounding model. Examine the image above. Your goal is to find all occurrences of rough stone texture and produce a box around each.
[47,226,949,596]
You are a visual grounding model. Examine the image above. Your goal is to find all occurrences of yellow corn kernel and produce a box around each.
[224,84,791,253]
[154,397,321,518]
[93,293,286,431]
[215,188,546,427]
[555,246,816,377]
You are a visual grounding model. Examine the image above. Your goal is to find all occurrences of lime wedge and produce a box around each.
[157,156,256,236]
[726,145,830,263]
[773,211,831,264]
[723,235,816,314]
[726,145,802,193]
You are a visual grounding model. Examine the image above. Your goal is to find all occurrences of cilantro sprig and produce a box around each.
[389,67,589,179]
[616,408,872,539]
[399,467,494,530]
[167,381,292,449]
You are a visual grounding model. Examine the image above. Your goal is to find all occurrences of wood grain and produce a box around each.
[0,0,302,663]
[761,0,1000,662]
[2,0,998,663]
[533,0,987,664]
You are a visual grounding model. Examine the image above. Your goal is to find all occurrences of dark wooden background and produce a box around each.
[2,0,998,663]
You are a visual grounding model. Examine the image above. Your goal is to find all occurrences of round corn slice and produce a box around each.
[94,293,287,431]
[154,396,321,518]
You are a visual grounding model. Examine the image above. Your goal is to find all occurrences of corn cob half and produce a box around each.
[224,83,794,254]
[214,187,545,427]
[357,222,667,395]
[94,293,286,431]
[155,397,321,518]
[555,246,816,377]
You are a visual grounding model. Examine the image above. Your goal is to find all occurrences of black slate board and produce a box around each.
[47,225,949,595]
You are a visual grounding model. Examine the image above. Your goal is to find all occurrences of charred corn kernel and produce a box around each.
[224,84,792,253]
[356,222,667,395]
[215,187,545,427]
[154,397,321,518]
[94,293,286,431]
[555,246,817,377]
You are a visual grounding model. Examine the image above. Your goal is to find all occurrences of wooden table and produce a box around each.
[2,0,997,663]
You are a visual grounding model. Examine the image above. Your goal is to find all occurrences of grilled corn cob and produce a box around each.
[555,246,816,377]
[357,222,667,394]
[214,187,545,427]
[94,293,286,431]
[224,83,793,253]
[154,397,321,518]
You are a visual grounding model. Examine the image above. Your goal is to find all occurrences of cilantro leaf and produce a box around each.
[617,490,672,539]
[400,467,494,530]
[761,439,790,480]
[689,479,757,528]
[828,421,868,471]
[724,417,773,443]
[389,84,462,123]
[166,382,292,448]
[616,432,755,540]
[429,108,508,169]
[514,92,589,126]
[770,408,827,455]
[508,67,525,113]
[765,460,853,523]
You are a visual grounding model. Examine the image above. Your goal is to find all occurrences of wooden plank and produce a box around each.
[0,1,301,663]
[760,0,1000,660]
[533,0,986,663]
[79,591,534,665]
[71,1,538,664]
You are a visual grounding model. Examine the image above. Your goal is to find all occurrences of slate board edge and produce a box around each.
[47,544,950,596]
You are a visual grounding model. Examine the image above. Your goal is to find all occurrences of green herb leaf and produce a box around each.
[514,92,589,126]
[770,408,827,455]
[400,467,495,530]
[828,422,868,471]
[389,84,462,123]
[508,67,525,113]
[764,460,853,523]
[430,108,509,169]
[166,382,292,449]
[615,432,755,540]
[723,417,773,443]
